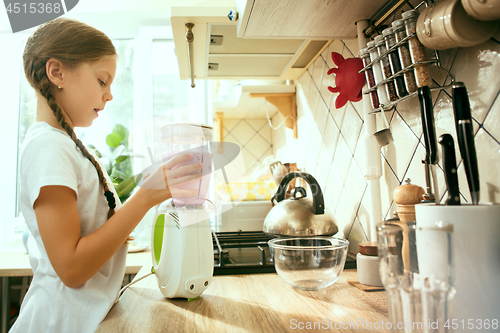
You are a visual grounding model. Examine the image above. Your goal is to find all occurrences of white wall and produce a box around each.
[273,35,500,254]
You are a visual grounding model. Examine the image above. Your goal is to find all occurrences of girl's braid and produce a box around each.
[31,58,116,218]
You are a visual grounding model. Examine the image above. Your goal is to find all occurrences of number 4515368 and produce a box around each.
[5,2,62,14]
[444,319,498,330]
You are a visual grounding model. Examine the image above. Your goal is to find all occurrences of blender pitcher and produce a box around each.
[160,123,213,207]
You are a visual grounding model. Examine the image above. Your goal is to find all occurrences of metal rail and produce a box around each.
[185,23,195,88]
[364,0,432,38]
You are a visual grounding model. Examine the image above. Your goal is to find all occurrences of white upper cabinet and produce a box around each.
[235,0,388,39]
[170,6,331,83]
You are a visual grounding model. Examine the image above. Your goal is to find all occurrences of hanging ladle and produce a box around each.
[374,106,394,147]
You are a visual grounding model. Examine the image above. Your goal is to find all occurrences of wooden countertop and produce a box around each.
[97,266,389,333]
[0,249,151,277]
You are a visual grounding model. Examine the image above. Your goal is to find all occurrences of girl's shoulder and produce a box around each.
[26,121,69,138]
[25,122,73,145]
[22,122,80,161]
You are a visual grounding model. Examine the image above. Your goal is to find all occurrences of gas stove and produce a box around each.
[212,230,356,275]
[212,231,275,275]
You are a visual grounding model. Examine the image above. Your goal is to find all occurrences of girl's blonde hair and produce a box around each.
[23,17,117,218]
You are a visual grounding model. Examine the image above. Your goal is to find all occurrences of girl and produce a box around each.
[10,18,202,333]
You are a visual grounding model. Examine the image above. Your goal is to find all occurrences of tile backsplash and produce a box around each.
[222,118,274,171]
[273,35,500,254]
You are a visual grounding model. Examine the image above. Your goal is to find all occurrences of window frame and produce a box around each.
[0,34,24,250]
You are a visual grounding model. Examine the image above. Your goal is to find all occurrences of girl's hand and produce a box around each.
[136,153,203,208]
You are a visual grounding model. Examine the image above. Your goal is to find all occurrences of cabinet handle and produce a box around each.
[185,23,195,88]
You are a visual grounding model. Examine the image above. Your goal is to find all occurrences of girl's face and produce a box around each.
[57,55,117,128]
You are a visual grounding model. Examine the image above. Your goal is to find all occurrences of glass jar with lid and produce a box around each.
[360,47,380,109]
[392,19,418,93]
[402,9,432,87]
[374,35,398,102]
[367,41,389,106]
[382,27,408,98]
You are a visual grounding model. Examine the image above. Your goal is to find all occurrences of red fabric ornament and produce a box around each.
[327,52,365,109]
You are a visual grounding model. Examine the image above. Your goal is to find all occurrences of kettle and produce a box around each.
[263,172,338,237]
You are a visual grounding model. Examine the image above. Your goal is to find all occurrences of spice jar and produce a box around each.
[402,9,431,87]
[382,27,408,99]
[392,19,418,94]
[356,242,383,287]
[367,41,389,106]
[374,35,398,102]
[360,47,380,109]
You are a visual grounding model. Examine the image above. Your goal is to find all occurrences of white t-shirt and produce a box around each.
[11,122,127,333]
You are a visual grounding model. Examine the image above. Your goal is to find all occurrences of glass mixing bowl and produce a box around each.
[268,237,349,291]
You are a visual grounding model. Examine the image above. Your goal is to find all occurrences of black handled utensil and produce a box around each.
[438,134,460,205]
[452,82,480,205]
[419,86,439,165]
[418,86,439,203]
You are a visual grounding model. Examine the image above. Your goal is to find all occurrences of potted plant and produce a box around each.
[88,124,141,203]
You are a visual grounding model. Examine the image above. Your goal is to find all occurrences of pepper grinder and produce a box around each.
[390,178,425,273]
[393,178,425,223]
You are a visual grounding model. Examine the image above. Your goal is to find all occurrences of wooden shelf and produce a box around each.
[250,92,297,138]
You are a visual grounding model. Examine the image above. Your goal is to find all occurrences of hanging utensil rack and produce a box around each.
[359,0,455,114]
[359,36,455,114]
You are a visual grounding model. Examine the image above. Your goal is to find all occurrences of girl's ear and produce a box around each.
[46,58,64,88]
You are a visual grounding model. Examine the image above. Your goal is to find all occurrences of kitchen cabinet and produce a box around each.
[170,6,331,83]
[0,250,151,333]
[96,265,389,332]
[235,0,388,39]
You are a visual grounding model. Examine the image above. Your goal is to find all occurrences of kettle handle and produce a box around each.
[272,172,325,215]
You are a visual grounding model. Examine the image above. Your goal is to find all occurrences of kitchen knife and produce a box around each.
[418,86,439,203]
[418,86,438,165]
[452,82,480,205]
[438,134,460,205]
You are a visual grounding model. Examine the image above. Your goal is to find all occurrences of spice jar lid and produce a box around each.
[402,9,420,20]
[359,241,378,256]
[374,35,385,46]
[367,40,375,49]
[382,27,394,37]
[392,19,405,30]
[360,47,369,57]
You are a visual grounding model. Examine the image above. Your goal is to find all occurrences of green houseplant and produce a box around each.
[88,124,140,203]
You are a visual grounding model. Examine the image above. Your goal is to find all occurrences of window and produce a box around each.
[0,27,210,250]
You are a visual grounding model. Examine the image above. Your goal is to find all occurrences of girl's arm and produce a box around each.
[34,153,202,288]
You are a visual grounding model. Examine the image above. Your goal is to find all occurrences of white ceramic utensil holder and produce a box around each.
[415,203,500,332]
